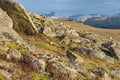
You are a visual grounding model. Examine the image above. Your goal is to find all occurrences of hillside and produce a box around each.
[0,0,120,80]
[54,19,120,41]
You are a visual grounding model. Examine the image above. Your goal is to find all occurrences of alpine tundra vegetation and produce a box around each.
[0,0,120,80]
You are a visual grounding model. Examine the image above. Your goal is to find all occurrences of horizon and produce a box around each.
[16,0,120,16]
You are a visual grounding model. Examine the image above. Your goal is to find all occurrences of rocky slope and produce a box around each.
[0,0,120,80]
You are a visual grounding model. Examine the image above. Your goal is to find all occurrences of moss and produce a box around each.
[77,74,84,80]
[0,72,5,80]
[6,42,18,50]
[21,34,66,55]
[6,42,29,53]
[29,72,50,80]
[39,74,50,80]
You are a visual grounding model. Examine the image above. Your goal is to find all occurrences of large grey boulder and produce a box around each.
[0,8,24,42]
[0,0,38,35]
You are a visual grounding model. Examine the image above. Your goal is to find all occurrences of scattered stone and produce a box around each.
[73,47,96,55]
[58,35,65,41]
[43,27,56,37]
[112,70,120,78]
[23,56,45,75]
[74,54,84,64]
[90,68,111,80]
[94,51,106,59]
[101,72,111,80]
[61,37,71,45]
[38,26,44,33]
[7,50,22,60]
[67,29,79,37]
[49,41,58,46]
[72,38,81,43]
[104,56,114,64]
[66,50,77,62]
[0,69,12,79]
[102,41,113,49]
[108,47,119,60]
[55,29,64,37]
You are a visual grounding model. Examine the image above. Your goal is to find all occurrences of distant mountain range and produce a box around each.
[44,12,67,19]
[45,12,120,29]
[68,14,120,29]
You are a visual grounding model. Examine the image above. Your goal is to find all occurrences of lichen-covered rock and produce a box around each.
[0,8,24,42]
[7,50,22,60]
[23,55,45,75]
[43,26,56,37]
[92,51,106,59]
[0,0,38,35]
[0,8,13,29]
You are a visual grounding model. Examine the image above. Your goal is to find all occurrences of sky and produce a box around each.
[15,0,120,16]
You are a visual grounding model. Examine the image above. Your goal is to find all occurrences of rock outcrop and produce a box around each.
[0,8,24,42]
[0,0,38,35]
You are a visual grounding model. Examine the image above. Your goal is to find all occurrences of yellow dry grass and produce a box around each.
[54,19,120,41]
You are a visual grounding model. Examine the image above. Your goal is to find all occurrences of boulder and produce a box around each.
[72,38,81,43]
[101,72,111,80]
[112,70,120,78]
[113,48,120,59]
[0,8,24,42]
[55,29,65,37]
[108,47,119,60]
[0,9,13,29]
[43,27,56,37]
[101,41,113,49]
[73,47,96,55]
[91,68,111,80]
[104,56,114,64]
[66,50,84,63]
[38,26,44,33]
[101,42,119,60]
[23,55,45,75]
[66,50,77,62]
[7,50,22,60]
[60,37,71,45]
[94,51,106,59]
[67,29,79,37]
[0,0,38,35]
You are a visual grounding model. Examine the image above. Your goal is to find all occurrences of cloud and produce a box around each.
[16,0,120,15]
